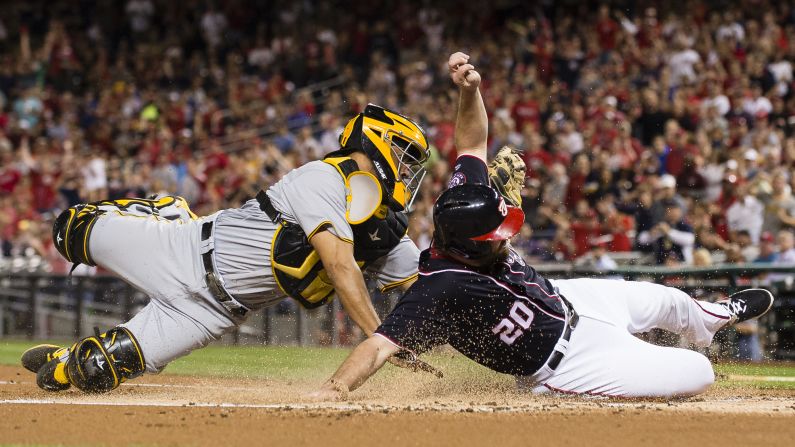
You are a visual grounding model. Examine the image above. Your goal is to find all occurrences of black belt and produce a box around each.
[201,221,248,317]
[545,295,579,370]
[256,190,281,223]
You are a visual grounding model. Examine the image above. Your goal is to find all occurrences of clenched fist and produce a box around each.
[448,52,481,90]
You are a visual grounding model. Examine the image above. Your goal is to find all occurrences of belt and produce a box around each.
[546,296,579,370]
[256,190,281,223]
[520,295,579,386]
[200,221,248,317]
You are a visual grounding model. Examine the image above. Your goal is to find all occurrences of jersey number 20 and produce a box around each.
[492,301,535,345]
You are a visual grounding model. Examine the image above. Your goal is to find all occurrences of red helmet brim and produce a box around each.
[470,206,525,241]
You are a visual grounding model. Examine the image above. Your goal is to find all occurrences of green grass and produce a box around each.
[163,344,352,379]
[714,362,795,377]
[2,339,793,389]
[1,339,352,380]
[1,339,497,382]
[713,362,795,389]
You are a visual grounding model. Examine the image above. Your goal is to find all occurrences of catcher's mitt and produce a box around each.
[488,146,526,207]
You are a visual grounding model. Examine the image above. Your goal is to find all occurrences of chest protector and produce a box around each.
[269,157,409,309]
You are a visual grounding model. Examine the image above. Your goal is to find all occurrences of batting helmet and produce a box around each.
[331,104,429,212]
[433,184,525,262]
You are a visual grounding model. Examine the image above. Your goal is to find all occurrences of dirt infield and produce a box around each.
[1,365,794,447]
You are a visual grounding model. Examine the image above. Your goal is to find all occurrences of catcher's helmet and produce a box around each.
[332,104,429,211]
[433,184,525,262]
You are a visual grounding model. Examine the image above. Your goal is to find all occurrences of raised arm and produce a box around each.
[449,52,487,162]
[310,230,380,335]
[449,52,526,207]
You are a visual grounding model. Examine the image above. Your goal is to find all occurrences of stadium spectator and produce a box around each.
[774,229,795,264]
[754,232,778,263]
[726,183,765,243]
[575,240,618,270]
[638,205,695,265]
[761,172,795,234]
[692,248,712,266]
[1,0,795,275]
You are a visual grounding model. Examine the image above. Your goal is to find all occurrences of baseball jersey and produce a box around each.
[212,160,420,308]
[375,154,567,376]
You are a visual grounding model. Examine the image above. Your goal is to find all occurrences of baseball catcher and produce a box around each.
[306,53,776,400]
[21,100,434,393]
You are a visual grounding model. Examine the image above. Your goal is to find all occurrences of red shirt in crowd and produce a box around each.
[571,216,601,257]
[511,98,540,131]
[602,213,635,252]
[565,173,587,208]
[30,168,60,211]
[524,147,552,177]
[0,166,21,194]
[596,17,619,50]
[204,150,230,175]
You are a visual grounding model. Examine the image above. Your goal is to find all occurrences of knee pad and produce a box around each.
[52,203,105,266]
[65,327,146,393]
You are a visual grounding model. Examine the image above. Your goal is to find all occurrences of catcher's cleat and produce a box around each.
[36,357,71,392]
[718,288,774,325]
[21,344,69,373]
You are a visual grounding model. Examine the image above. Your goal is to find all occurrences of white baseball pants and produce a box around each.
[526,278,732,398]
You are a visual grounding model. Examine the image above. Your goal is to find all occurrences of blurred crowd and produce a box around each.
[1,0,795,277]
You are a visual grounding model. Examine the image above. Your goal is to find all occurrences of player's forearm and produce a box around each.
[323,336,397,393]
[454,87,488,159]
[328,261,381,335]
[311,231,381,335]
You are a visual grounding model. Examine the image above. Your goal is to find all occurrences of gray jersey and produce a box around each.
[212,160,420,309]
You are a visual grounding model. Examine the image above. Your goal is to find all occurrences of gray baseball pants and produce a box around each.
[89,210,243,372]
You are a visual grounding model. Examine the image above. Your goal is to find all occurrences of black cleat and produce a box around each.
[36,358,71,392]
[21,344,69,373]
[718,288,775,325]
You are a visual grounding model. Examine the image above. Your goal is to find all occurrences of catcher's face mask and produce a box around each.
[339,104,429,212]
[386,130,429,211]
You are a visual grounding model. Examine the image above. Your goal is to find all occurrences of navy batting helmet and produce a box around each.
[432,184,525,262]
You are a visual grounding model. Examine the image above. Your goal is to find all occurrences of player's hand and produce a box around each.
[304,379,349,402]
[448,52,481,90]
[303,388,346,402]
